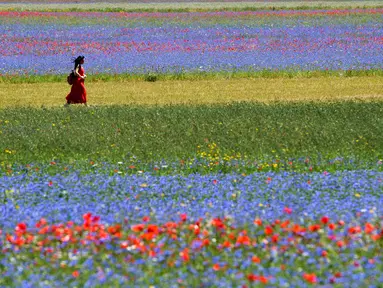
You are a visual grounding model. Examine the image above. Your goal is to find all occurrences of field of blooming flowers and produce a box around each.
[0,103,382,286]
[1,3,383,287]
[1,166,383,286]
[1,7,383,77]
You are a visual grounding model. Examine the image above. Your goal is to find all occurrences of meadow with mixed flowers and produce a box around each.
[1,1,383,287]
[2,6,383,77]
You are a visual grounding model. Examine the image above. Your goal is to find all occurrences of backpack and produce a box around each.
[67,71,75,85]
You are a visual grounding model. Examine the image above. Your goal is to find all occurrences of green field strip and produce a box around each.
[0,101,382,164]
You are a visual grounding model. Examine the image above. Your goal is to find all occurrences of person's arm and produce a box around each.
[74,67,86,79]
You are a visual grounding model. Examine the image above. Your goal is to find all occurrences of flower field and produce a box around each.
[1,168,383,286]
[0,104,382,286]
[1,2,383,287]
[1,7,383,76]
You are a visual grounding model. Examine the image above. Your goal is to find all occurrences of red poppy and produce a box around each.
[348,226,361,234]
[328,223,336,230]
[264,226,273,235]
[303,273,317,284]
[292,224,306,234]
[236,235,251,246]
[334,272,342,278]
[321,216,330,224]
[254,218,262,226]
[336,240,345,248]
[283,207,292,214]
[280,220,290,229]
[131,224,145,232]
[142,216,150,222]
[247,274,258,282]
[271,234,279,243]
[180,214,187,222]
[211,218,226,230]
[258,276,269,284]
[222,240,231,248]
[252,256,261,263]
[309,224,321,232]
[179,248,190,262]
[16,222,27,233]
[371,234,381,241]
[365,223,375,234]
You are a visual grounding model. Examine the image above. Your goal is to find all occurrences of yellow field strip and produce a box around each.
[1,77,382,108]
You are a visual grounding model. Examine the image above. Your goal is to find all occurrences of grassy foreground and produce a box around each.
[1,76,382,107]
[0,101,382,165]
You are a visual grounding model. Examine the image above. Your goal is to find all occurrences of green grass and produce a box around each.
[0,101,382,166]
[2,69,383,84]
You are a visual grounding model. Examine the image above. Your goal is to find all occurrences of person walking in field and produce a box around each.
[66,55,87,106]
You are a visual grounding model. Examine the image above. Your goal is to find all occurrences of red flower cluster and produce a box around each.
[2,211,382,285]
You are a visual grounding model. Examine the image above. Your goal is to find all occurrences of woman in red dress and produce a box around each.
[66,55,87,106]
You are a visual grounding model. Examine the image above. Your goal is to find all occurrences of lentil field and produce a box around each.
[1,1,383,287]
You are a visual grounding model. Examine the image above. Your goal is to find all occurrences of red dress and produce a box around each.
[66,66,87,104]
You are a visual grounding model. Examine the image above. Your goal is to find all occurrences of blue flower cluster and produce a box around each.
[0,169,381,230]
